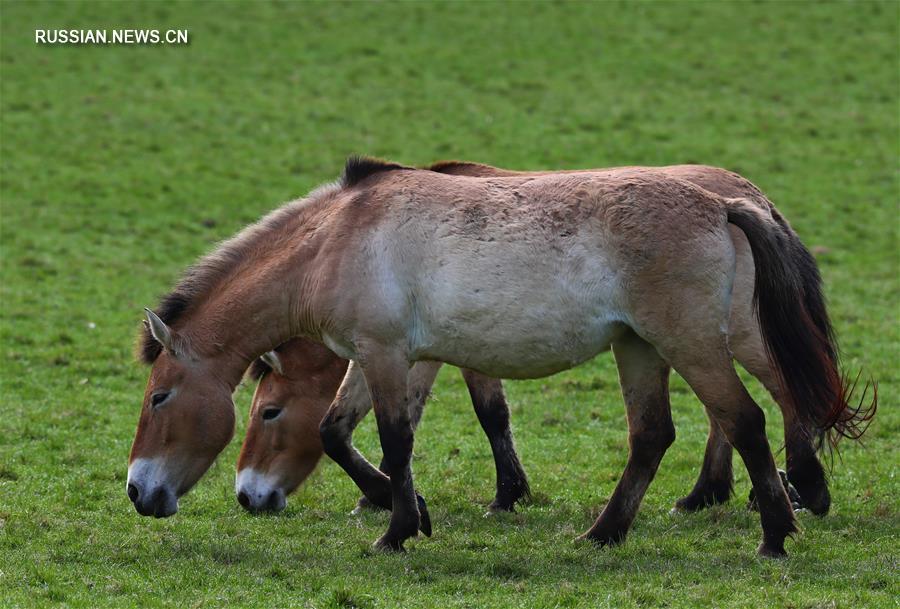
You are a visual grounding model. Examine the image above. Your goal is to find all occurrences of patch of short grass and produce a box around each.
[1,1,897,608]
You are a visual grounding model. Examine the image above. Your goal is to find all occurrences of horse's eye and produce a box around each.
[151,392,170,408]
[262,407,282,421]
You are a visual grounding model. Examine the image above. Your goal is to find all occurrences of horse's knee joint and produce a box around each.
[630,423,675,461]
[319,417,347,457]
[660,424,676,450]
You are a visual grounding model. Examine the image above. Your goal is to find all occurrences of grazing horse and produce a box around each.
[128,158,873,556]
[235,338,529,514]
[240,161,827,517]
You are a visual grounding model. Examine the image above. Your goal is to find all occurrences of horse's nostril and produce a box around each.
[127,483,139,503]
[237,491,250,509]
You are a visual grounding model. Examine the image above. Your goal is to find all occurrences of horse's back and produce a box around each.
[323,169,733,378]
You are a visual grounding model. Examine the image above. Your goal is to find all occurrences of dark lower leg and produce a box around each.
[582,425,675,545]
[784,419,830,515]
[582,332,674,545]
[676,420,734,511]
[373,405,423,550]
[725,408,798,556]
[351,458,389,513]
[356,363,438,512]
[320,362,398,510]
[461,369,530,511]
[320,403,393,509]
[738,349,830,516]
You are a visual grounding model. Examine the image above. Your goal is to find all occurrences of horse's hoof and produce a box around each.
[351,495,385,515]
[676,484,731,512]
[757,542,788,559]
[575,533,611,548]
[484,505,514,518]
[803,494,830,517]
[373,536,406,553]
[574,533,593,545]
[791,482,830,516]
[416,493,432,537]
[575,529,624,548]
[486,499,516,514]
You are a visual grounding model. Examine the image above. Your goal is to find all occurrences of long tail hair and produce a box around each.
[725,199,876,451]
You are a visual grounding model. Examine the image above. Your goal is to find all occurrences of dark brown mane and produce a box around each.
[138,292,191,363]
[426,160,525,178]
[426,160,489,174]
[137,194,335,364]
[247,357,271,381]
[342,155,412,187]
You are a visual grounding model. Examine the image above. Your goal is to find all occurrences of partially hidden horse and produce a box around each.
[235,337,529,515]
[236,161,827,517]
[128,157,874,556]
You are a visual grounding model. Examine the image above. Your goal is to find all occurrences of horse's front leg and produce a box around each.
[578,330,675,545]
[354,361,442,513]
[675,418,734,511]
[321,361,432,539]
[359,347,424,552]
[460,369,530,512]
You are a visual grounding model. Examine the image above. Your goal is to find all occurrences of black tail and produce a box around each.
[725,199,876,451]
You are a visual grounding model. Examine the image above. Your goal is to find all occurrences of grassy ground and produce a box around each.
[1,1,897,607]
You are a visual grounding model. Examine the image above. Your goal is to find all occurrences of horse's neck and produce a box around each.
[184,226,325,387]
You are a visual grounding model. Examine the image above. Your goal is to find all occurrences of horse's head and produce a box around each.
[236,342,347,513]
[127,309,236,517]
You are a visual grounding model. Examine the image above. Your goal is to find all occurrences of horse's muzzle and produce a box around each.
[236,487,286,513]
[128,482,178,518]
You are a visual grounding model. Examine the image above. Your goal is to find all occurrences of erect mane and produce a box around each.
[426,160,520,178]
[247,357,271,381]
[426,160,488,174]
[341,155,413,187]
[137,191,338,364]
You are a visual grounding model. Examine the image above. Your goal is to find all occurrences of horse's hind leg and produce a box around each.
[460,369,530,512]
[782,411,829,514]
[674,419,734,511]
[665,345,798,556]
[675,329,830,517]
[733,343,830,515]
[727,224,829,514]
[578,329,675,546]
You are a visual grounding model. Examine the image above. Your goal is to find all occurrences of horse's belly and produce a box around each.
[414,298,624,379]
[370,226,627,378]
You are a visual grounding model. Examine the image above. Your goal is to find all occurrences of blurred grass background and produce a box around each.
[1,1,897,607]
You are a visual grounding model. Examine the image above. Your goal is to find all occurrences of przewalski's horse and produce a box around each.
[241,161,826,517]
[128,158,873,556]
[235,338,529,514]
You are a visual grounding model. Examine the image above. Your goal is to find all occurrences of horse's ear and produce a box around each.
[144,308,176,353]
[260,350,284,376]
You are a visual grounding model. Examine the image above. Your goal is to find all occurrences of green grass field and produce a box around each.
[1,1,897,607]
